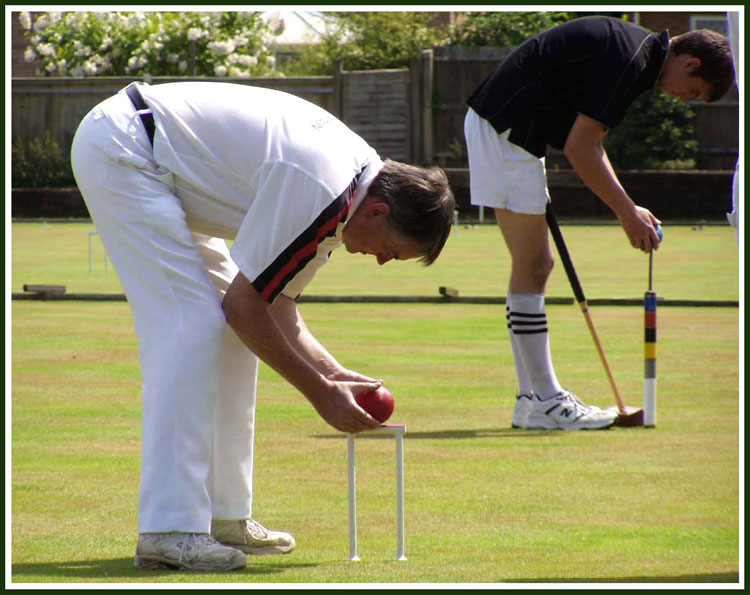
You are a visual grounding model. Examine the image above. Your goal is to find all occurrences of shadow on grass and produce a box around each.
[11,560,739,584]
[11,558,319,581]
[513,572,740,583]
[312,428,558,440]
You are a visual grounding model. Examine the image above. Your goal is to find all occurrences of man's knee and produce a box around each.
[526,251,554,288]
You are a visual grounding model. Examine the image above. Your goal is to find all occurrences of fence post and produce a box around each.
[332,59,344,120]
[409,56,422,164]
[421,49,434,165]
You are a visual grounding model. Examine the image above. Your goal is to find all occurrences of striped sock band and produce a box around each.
[506,306,548,335]
[505,294,562,398]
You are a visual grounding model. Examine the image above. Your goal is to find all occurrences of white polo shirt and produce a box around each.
[137,82,382,302]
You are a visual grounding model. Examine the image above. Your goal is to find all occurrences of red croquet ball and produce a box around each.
[355,387,395,423]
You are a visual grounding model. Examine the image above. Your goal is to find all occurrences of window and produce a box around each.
[690,15,728,35]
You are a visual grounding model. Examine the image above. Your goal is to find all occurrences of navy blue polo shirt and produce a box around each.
[467,16,669,157]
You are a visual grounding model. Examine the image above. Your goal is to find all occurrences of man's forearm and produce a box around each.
[565,141,636,221]
[222,273,383,433]
[223,277,330,401]
[563,114,661,251]
[563,112,639,223]
[268,294,342,378]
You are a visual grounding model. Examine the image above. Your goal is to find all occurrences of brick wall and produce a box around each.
[637,11,727,35]
[637,12,691,35]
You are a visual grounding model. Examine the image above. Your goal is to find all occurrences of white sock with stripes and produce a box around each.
[506,294,562,399]
[506,305,533,396]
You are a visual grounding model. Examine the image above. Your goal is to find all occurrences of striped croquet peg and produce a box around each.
[644,290,657,427]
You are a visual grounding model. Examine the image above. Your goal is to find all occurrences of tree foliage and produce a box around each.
[448,11,574,47]
[12,132,75,187]
[20,11,279,78]
[604,88,698,170]
[283,12,447,75]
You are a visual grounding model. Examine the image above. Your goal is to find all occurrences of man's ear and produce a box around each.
[363,197,391,218]
[685,56,702,73]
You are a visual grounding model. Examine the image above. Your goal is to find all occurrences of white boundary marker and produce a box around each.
[87,231,109,274]
[347,424,406,562]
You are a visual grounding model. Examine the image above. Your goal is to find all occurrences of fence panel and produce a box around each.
[11,71,421,168]
[11,76,335,162]
[341,69,413,163]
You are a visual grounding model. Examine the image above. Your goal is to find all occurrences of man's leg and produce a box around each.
[193,235,295,555]
[71,92,246,570]
[464,108,614,429]
[494,209,616,430]
[495,209,562,399]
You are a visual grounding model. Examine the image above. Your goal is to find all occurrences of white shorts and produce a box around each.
[464,108,550,215]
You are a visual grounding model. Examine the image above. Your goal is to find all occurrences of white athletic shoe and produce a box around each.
[211,519,296,555]
[567,391,603,413]
[512,394,536,428]
[526,390,618,430]
[134,532,247,571]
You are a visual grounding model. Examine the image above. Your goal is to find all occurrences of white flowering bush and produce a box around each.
[19,11,279,78]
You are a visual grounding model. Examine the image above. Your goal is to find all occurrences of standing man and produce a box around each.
[71,81,455,571]
[464,16,735,430]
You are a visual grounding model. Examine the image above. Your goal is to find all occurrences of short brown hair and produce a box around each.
[671,29,735,102]
[367,160,456,265]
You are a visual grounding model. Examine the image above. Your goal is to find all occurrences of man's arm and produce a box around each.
[269,294,382,384]
[564,113,661,252]
[223,272,381,433]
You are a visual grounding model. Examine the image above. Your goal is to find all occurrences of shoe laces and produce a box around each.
[243,519,270,541]
[178,533,215,562]
[558,390,591,411]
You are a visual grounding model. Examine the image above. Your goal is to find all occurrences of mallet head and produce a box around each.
[606,405,645,427]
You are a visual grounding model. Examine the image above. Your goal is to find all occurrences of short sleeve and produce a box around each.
[230,161,353,302]
[279,236,340,300]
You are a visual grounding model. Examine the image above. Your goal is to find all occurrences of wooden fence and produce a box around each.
[11,45,738,175]
[11,54,434,169]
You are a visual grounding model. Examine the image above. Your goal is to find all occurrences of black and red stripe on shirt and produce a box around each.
[251,172,361,302]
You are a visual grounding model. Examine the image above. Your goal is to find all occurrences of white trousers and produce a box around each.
[71,90,258,533]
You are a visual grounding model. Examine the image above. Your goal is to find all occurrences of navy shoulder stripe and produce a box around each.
[253,172,362,302]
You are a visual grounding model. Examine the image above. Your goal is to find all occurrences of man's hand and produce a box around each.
[308,379,384,433]
[618,205,663,253]
[327,367,383,385]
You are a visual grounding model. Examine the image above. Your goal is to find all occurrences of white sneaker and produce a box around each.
[512,394,536,428]
[567,391,603,413]
[134,532,247,571]
[527,390,617,430]
[212,519,296,555]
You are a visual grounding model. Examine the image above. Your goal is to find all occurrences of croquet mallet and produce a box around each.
[545,204,644,427]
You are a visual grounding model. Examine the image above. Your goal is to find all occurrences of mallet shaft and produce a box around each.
[546,206,627,415]
[579,302,628,414]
